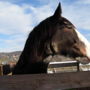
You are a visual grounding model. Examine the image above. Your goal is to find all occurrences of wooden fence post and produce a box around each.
[0,64,3,76]
[77,61,80,72]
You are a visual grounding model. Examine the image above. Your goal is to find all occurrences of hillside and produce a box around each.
[0,51,21,64]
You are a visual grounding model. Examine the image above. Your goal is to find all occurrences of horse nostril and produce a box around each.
[73,46,79,50]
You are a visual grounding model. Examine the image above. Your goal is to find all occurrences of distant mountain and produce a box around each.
[0,51,21,64]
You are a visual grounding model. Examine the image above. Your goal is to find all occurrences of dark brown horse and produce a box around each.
[13,3,90,74]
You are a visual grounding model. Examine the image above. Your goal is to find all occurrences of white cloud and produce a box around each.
[0,1,54,52]
[0,33,28,52]
[61,2,90,31]
[0,0,24,3]
[0,0,90,52]
[29,5,53,22]
[77,0,90,4]
[0,2,31,52]
[0,2,33,35]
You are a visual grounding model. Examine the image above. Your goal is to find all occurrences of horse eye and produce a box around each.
[67,25,73,29]
[64,21,68,24]
[64,22,72,29]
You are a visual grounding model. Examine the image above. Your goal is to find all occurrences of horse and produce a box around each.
[12,3,90,74]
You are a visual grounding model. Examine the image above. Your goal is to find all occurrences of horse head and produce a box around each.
[47,3,90,61]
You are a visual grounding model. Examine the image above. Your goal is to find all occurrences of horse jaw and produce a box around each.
[75,29,90,59]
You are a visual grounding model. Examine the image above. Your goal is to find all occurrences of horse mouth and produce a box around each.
[76,57,90,64]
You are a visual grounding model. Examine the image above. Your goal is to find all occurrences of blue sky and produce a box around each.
[0,0,90,52]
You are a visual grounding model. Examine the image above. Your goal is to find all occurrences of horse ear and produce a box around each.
[53,3,62,18]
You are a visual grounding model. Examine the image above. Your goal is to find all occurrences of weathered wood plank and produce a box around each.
[47,61,80,73]
[49,61,79,68]
[0,71,90,90]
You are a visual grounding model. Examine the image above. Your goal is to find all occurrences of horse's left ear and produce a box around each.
[53,3,62,18]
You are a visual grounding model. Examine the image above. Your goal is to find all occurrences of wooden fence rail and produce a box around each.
[0,71,90,90]
[48,61,80,73]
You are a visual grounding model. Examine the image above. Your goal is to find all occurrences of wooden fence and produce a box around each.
[0,61,80,75]
[0,61,90,89]
[0,71,90,90]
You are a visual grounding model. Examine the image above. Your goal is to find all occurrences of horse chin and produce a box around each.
[64,48,90,64]
[76,57,90,64]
